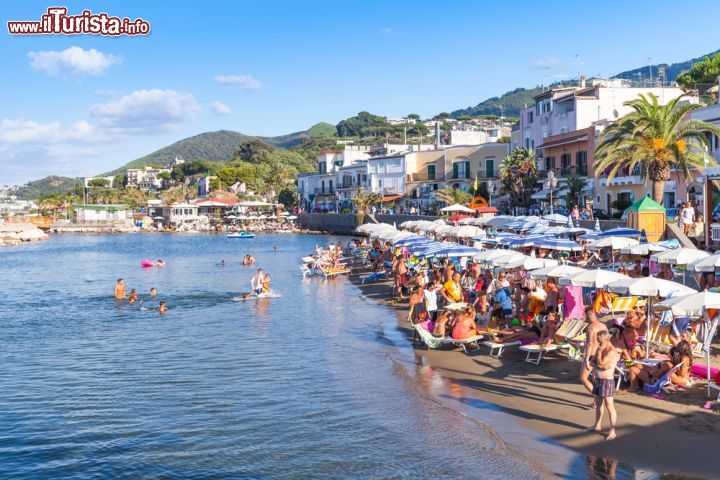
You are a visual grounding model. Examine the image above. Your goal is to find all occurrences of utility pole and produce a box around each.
[648,57,653,86]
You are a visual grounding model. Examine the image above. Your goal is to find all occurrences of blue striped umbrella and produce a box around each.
[501,234,546,248]
[598,227,642,238]
[420,245,481,258]
[394,236,429,246]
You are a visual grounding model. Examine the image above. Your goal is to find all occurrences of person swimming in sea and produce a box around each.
[158,301,167,314]
[262,274,271,294]
[129,289,138,301]
[242,268,265,300]
[155,259,165,267]
[150,287,157,297]
[114,278,126,299]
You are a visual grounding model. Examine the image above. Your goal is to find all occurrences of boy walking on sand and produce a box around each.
[589,330,619,440]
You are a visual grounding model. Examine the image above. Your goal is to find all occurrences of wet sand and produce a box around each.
[350,268,720,479]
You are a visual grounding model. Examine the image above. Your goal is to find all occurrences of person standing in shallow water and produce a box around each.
[589,330,619,441]
[114,279,126,299]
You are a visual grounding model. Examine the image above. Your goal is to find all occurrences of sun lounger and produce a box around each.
[320,265,350,278]
[611,296,638,315]
[482,340,521,358]
[413,324,485,353]
[519,343,571,365]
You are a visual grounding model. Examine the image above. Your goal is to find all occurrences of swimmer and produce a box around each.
[242,256,249,266]
[155,259,165,267]
[272,247,277,252]
[248,255,256,264]
[129,289,138,301]
[221,259,226,266]
[128,296,136,305]
[158,301,167,314]
[262,274,271,294]
[242,268,265,300]
[150,287,157,297]
[114,278,126,299]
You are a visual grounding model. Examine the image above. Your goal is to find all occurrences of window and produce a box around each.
[427,164,436,180]
[576,151,588,175]
[545,156,555,170]
[527,111,534,123]
[453,161,470,179]
[485,159,494,178]
[560,153,571,170]
[321,180,325,193]
[329,180,334,192]
[525,138,530,149]
[318,162,327,174]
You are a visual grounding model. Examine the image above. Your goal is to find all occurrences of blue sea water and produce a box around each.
[0,233,551,479]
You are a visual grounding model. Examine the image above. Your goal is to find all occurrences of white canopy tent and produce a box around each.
[440,204,476,213]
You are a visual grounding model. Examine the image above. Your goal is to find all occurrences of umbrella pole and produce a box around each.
[646,295,651,359]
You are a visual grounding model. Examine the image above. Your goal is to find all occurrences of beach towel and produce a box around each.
[563,285,585,320]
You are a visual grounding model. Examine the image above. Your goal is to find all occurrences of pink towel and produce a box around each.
[563,285,585,319]
[691,363,720,383]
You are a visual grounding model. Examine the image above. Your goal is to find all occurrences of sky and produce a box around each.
[1,0,718,185]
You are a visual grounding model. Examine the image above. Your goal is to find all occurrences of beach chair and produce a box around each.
[610,296,637,315]
[299,264,312,277]
[320,264,350,279]
[482,339,521,358]
[643,362,684,395]
[519,343,571,365]
[709,381,720,402]
[412,324,485,353]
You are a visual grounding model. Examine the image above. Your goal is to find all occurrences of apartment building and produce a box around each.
[519,78,691,212]
[126,165,171,190]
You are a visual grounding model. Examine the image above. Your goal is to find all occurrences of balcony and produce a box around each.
[313,188,335,194]
[606,176,643,186]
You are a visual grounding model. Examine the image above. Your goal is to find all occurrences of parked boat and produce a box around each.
[227,232,255,239]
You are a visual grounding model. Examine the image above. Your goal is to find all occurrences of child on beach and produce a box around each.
[589,330,619,441]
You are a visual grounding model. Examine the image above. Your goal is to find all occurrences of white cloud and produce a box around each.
[214,74,266,89]
[210,100,232,115]
[28,46,120,76]
[532,57,562,70]
[0,118,97,144]
[90,89,200,134]
[380,27,394,35]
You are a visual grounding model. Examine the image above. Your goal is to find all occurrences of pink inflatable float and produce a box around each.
[140,259,155,268]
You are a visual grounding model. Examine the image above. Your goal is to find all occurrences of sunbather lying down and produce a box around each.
[491,312,559,347]
[429,305,483,340]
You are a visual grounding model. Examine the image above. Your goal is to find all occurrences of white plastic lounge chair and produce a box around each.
[482,340,521,358]
[413,324,485,353]
[519,343,571,365]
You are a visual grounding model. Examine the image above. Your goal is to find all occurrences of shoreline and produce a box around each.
[347,266,720,479]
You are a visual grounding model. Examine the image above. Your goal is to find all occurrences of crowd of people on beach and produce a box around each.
[349,236,712,441]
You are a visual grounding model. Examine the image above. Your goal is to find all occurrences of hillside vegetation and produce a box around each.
[14,176,82,200]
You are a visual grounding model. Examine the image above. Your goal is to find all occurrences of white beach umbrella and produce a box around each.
[457,217,477,225]
[503,256,559,270]
[654,291,720,318]
[474,249,516,264]
[432,224,456,235]
[529,264,584,280]
[440,203,476,213]
[619,243,670,256]
[400,220,417,228]
[381,230,414,242]
[489,251,528,268]
[607,277,696,298]
[688,253,720,272]
[651,248,710,266]
[558,269,629,288]
[543,213,569,224]
[484,216,515,228]
[449,225,484,238]
[586,237,640,251]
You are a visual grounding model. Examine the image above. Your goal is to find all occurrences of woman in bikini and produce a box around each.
[451,306,481,340]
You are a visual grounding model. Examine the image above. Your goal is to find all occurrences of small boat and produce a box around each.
[227,232,255,239]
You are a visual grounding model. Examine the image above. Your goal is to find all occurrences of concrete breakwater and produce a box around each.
[0,222,48,246]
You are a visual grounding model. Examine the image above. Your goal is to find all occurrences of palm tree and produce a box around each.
[595,93,720,203]
[351,189,380,213]
[434,185,471,205]
[563,174,586,209]
[500,147,538,207]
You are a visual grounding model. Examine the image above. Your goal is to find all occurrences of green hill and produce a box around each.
[613,49,720,83]
[306,122,336,138]
[108,128,329,174]
[451,87,543,118]
[14,175,81,200]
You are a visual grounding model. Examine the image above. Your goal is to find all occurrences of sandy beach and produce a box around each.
[350,267,720,479]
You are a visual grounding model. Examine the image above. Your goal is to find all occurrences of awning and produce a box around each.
[379,194,402,202]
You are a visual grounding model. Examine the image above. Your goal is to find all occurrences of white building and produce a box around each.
[126,166,171,190]
[73,204,129,223]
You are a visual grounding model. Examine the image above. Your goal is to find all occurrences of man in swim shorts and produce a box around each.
[114,279,126,299]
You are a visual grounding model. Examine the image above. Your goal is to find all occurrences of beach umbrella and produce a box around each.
[639,229,648,244]
[394,235,426,245]
[543,213,569,224]
[543,226,571,236]
[558,269,629,288]
[619,243,670,256]
[286,215,297,220]
[380,230,413,242]
[435,245,482,258]
[474,249,515,264]
[586,236,639,250]
[607,277,695,298]
[457,217,476,225]
[688,253,720,272]
[594,218,601,232]
[529,264,584,280]
[652,248,711,266]
[502,234,546,248]
[489,251,527,268]
[533,237,584,251]
[567,215,574,228]
[484,216,515,228]
[440,203,476,213]
[528,224,551,234]
[503,256,559,270]
[400,220,417,228]
[598,227,642,238]
[448,225,484,238]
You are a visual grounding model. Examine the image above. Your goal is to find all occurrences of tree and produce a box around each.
[434,185,471,205]
[113,173,127,188]
[351,189,380,213]
[407,113,421,120]
[562,174,586,209]
[497,136,511,143]
[499,147,538,208]
[676,53,720,90]
[594,93,720,203]
[278,185,297,208]
[156,171,171,189]
[87,178,110,187]
[233,139,275,164]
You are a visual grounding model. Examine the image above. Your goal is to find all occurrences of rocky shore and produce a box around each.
[0,222,48,246]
